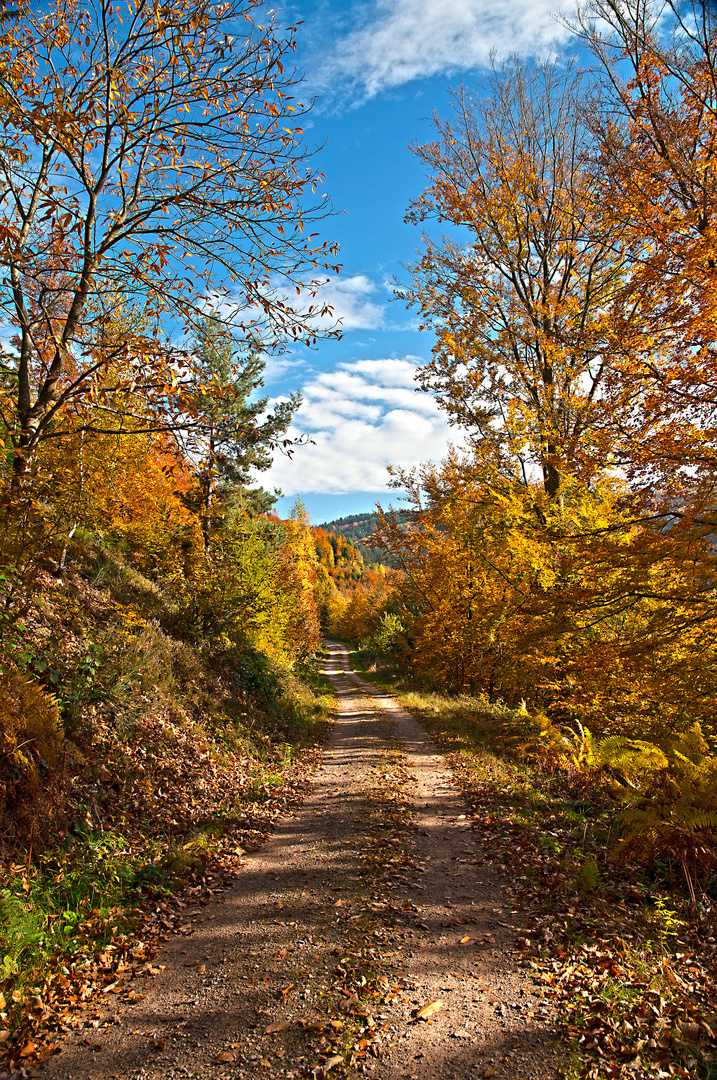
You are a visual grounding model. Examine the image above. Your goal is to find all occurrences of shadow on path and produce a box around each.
[38,641,561,1080]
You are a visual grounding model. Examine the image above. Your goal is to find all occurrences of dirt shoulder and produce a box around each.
[33,641,561,1080]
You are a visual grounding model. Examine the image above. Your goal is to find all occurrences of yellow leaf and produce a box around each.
[415,999,443,1020]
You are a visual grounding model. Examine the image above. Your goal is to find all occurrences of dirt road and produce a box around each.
[40,642,561,1080]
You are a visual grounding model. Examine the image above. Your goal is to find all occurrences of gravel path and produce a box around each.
[40,642,561,1080]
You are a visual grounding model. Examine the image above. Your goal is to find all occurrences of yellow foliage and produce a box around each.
[377,452,717,743]
[567,722,669,787]
[40,427,197,575]
[564,720,717,890]
[615,746,717,898]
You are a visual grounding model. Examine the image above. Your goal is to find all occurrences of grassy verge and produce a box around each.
[341,644,717,1080]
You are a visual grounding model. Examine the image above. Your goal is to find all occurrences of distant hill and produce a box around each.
[320,512,380,539]
[319,511,409,566]
[312,526,365,583]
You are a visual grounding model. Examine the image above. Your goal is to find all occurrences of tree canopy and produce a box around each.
[0,0,338,485]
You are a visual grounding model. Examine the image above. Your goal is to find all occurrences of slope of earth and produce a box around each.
[32,642,561,1080]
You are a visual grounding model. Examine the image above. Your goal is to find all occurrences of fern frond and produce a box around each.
[672,750,700,778]
[674,808,717,832]
[670,722,708,765]
[594,736,668,781]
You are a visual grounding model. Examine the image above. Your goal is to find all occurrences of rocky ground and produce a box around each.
[34,642,562,1080]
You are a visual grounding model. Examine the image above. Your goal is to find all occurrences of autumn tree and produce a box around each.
[382,50,717,738]
[277,499,321,663]
[0,0,338,489]
[572,0,717,510]
[43,424,197,575]
[402,58,629,499]
[375,450,717,742]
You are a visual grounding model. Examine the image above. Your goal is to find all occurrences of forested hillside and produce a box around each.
[319,512,409,566]
[320,513,381,542]
[313,526,365,583]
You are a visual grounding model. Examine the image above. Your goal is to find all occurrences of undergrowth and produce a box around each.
[343,640,717,1080]
[0,549,333,1068]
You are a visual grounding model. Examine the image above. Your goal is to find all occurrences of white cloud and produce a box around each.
[291,274,387,331]
[319,0,574,99]
[202,273,388,340]
[261,356,301,385]
[264,355,457,494]
[340,357,422,387]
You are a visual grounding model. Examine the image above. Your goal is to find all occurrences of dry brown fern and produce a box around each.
[0,665,63,834]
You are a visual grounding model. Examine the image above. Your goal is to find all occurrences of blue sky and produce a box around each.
[260,0,577,524]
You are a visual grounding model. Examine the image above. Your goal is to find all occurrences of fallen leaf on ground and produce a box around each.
[324,1054,344,1072]
[415,1000,443,1020]
[264,1021,290,1034]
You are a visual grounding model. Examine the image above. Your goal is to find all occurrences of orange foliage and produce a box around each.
[579,1,717,513]
[41,426,198,574]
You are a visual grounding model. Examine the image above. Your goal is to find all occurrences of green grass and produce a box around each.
[1,828,148,993]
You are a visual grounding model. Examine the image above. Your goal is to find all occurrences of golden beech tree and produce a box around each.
[377,460,572,699]
[42,423,197,576]
[277,500,321,664]
[402,58,629,500]
[0,0,338,487]
[387,47,717,745]
[575,0,717,509]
